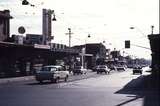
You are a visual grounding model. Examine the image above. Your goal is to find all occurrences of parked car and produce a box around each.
[73,66,87,75]
[115,66,126,71]
[107,65,115,71]
[92,66,99,72]
[35,65,69,83]
[127,64,134,68]
[133,66,143,74]
[96,65,110,74]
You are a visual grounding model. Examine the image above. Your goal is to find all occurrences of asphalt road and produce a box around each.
[0,68,159,106]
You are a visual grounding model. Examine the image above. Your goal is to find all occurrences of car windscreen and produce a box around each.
[99,66,106,68]
[41,67,57,71]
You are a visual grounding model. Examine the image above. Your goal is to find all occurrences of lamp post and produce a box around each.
[82,34,91,68]
[85,34,91,53]
[68,28,71,47]
[129,26,146,37]
[65,28,73,47]
[151,25,154,34]
[65,28,74,73]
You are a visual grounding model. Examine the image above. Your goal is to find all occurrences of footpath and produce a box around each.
[0,76,35,84]
[0,69,96,84]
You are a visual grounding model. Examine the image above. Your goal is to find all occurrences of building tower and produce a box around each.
[42,9,54,45]
[0,10,12,41]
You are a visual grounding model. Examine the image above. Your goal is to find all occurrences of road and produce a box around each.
[0,67,159,106]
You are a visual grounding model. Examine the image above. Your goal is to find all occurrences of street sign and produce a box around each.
[18,26,25,34]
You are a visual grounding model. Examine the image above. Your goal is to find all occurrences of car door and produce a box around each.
[58,67,66,78]
[53,67,60,78]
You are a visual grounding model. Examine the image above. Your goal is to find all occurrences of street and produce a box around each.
[0,68,159,106]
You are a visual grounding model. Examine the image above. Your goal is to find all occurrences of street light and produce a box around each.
[129,26,146,37]
[85,34,91,53]
[129,26,151,50]
[151,25,154,34]
[51,10,56,21]
[65,28,73,47]
[82,34,91,68]
[130,26,155,35]
[22,0,35,7]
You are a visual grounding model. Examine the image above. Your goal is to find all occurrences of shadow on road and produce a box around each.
[115,72,160,106]
[26,79,69,85]
[27,81,54,85]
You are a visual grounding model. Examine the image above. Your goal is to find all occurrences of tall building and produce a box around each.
[42,9,54,45]
[0,10,12,41]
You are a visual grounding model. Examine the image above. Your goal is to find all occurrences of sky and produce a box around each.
[0,0,159,59]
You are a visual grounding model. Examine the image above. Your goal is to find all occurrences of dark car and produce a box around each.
[108,65,116,71]
[115,66,126,71]
[92,66,99,72]
[133,67,143,74]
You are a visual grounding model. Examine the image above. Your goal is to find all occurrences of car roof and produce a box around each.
[43,65,62,68]
[97,65,106,66]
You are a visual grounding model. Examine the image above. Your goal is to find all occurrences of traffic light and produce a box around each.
[125,40,130,48]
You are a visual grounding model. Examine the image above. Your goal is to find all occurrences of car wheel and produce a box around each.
[54,78,59,83]
[108,71,110,74]
[39,80,43,83]
[50,79,54,83]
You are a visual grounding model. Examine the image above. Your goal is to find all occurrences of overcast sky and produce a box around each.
[0,0,159,59]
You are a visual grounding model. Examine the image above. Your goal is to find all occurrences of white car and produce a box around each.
[73,66,87,75]
[96,65,110,74]
[35,65,69,83]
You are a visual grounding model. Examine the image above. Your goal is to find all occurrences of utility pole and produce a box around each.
[65,28,73,73]
[151,25,154,35]
[65,28,73,47]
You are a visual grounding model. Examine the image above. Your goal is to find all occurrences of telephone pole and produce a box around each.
[151,25,154,34]
[65,28,73,47]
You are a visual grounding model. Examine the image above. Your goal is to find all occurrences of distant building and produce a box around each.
[148,34,160,73]
[73,43,107,69]
[106,49,127,67]
[110,49,121,61]
[0,10,12,41]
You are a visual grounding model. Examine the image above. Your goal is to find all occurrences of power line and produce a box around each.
[131,44,150,50]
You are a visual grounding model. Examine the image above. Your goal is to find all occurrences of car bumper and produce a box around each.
[35,74,54,81]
